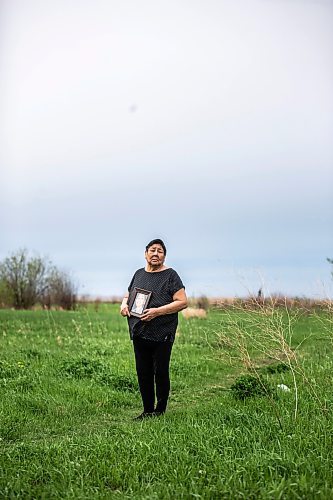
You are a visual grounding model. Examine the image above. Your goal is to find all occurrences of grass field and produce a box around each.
[0,304,332,499]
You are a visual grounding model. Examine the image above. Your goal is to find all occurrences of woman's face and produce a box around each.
[135,293,146,310]
[145,244,165,268]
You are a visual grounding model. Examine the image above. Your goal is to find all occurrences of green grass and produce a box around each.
[0,305,332,499]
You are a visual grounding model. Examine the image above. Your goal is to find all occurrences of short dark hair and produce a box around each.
[146,239,167,255]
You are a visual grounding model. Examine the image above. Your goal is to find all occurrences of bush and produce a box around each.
[230,374,273,400]
[0,249,77,310]
[264,362,290,375]
[44,268,77,310]
[0,280,14,308]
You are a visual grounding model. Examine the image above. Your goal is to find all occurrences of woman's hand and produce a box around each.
[120,305,130,317]
[141,308,160,321]
[120,298,130,317]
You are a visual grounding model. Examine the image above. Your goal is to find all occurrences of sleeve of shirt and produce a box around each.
[169,270,185,296]
[127,272,136,293]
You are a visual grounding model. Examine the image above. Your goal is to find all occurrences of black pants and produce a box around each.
[133,337,173,413]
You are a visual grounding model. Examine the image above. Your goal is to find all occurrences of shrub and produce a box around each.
[264,362,290,375]
[45,268,77,310]
[230,374,273,400]
[0,249,77,310]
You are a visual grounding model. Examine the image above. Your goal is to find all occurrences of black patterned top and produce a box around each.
[127,267,185,343]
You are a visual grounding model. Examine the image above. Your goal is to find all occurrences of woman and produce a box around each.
[120,238,187,420]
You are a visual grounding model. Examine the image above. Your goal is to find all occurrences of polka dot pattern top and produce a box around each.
[127,268,185,343]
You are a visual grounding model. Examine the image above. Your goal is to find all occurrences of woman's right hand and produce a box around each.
[120,301,130,317]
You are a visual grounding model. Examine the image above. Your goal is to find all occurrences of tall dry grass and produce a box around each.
[213,297,331,423]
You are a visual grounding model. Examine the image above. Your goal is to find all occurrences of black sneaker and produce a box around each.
[152,411,165,417]
[133,412,154,421]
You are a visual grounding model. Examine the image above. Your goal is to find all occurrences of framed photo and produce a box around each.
[128,287,152,318]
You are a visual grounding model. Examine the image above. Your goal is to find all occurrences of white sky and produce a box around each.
[1,0,333,298]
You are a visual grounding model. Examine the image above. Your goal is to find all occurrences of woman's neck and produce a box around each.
[145,264,167,273]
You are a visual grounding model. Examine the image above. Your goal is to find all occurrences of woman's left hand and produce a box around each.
[141,308,160,321]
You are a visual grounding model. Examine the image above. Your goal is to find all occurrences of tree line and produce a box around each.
[0,249,77,310]
[1,250,332,310]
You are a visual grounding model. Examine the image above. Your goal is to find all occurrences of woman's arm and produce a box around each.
[120,293,130,317]
[141,288,187,321]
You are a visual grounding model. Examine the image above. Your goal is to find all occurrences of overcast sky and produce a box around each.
[1,0,332,298]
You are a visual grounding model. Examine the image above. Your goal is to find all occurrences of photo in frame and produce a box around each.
[128,287,152,318]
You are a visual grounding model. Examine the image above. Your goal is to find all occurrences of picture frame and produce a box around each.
[128,287,152,318]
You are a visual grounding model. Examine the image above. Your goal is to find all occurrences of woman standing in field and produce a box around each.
[120,239,187,420]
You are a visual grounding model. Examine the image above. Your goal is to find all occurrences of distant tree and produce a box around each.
[0,249,49,308]
[0,279,14,307]
[196,295,210,311]
[0,249,77,309]
[46,267,77,310]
